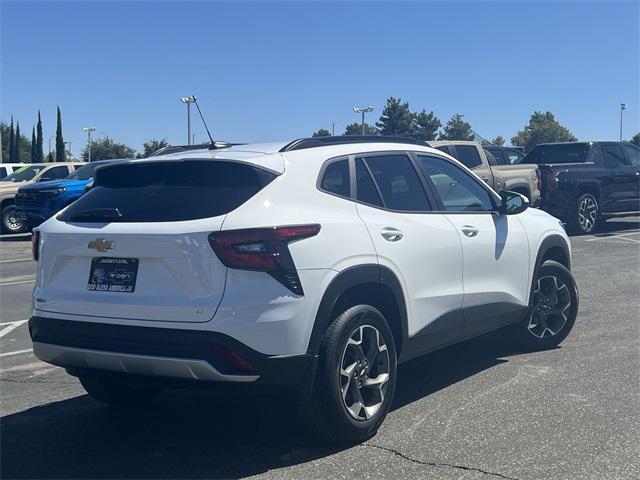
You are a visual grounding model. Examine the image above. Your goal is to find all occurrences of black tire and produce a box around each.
[2,204,25,234]
[299,305,397,443]
[506,260,578,351]
[568,193,599,235]
[79,373,163,408]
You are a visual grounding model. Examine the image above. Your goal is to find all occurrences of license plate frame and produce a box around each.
[88,257,139,293]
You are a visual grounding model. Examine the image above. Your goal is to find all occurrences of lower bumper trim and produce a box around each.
[33,341,259,382]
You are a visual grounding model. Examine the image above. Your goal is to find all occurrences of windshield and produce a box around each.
[0,165,44,182]
[523,144,591,164]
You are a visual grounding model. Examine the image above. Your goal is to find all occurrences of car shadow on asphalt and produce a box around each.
[0,331,528,479]
[0,233,31,242]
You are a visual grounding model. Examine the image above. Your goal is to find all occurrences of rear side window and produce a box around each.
[58,161,276,223]
[452,145,482,169]
[0,167,6,178]
[485,148,505,165]
[435,145,451,155]
[320,159,350,197]
[505,149,524,164]
[359,154,430,211]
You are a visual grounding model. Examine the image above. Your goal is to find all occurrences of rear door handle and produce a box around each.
[461,225,479,238]
[381,227,403,242]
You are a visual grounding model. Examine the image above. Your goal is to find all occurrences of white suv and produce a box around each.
[30,137,578,442]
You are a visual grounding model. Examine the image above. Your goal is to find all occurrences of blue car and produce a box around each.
[15,159,129,229]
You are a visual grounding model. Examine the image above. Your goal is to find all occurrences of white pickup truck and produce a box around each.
[431,141,540,204]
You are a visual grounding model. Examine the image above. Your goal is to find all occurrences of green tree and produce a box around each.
[82,137,136,161]
[439,114,474,140]
[631,133,640,147]
[312,128,331,137]
[376,97,414,136]
[47,151,54,162]
[13,122,21,161]
[142,138,169,157]
[31,127,37,163]
[7,117,15,162]
[344,122,377,135]
[411,110,441,141]
[36,111,44,162]
[491,136,506,146]
[1,122,11,162]
[511,111,576,153]
[55,106,65,162]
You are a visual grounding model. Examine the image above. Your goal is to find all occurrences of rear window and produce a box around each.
[58,161,276,223]
[523,144,591,164]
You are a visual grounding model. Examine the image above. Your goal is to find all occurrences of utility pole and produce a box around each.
[620,103,626,142]
[180,96,197,145]
[83,127,96,162]
[353,106,374,135]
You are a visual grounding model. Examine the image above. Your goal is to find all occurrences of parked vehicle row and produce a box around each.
[0,162,84,233]
[29,136,578,442]
[521,141,640,234]
[14,159,130,231]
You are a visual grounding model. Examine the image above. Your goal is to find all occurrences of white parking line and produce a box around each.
[0,279,35,287]
[0,257,33,264]
[0,348,32,358]
[585,231,640,242]
[0,320,28,338]
[0,319,29,326]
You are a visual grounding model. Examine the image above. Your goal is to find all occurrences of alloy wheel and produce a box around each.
[339,324,390,421]
[577,196,597,232]
[3,208,23,232]
[528,275,572,338]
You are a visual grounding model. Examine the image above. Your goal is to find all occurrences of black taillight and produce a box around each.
[208,224,320,295]
[32,231,40,261]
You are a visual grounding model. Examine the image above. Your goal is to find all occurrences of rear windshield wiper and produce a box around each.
[68,208,123,222]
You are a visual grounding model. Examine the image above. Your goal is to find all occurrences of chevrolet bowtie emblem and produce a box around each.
[88,239,115,252]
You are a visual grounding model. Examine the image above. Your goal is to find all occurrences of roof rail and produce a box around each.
[279,135,430,152]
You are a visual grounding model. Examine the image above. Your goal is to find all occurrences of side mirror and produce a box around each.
[499,190,529,215]
[84,181,94,193]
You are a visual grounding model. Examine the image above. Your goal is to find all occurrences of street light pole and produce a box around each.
[180,96,197,145]
[353,106,374,135]
[620,103,626,142]
[83,127,96,162]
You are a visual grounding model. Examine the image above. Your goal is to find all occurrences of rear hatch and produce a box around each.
[35,159,277,323]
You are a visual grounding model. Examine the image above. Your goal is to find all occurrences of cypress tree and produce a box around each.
[8,117,15,162]
[36,110,44,162]
[31,127,37,163]
[55,106,65,162]
[14,122,21,162]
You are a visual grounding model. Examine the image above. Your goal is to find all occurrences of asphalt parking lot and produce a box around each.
[1,220,639,480]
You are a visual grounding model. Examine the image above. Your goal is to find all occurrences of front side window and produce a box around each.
[622,144,640,166]
[416,155,495,212]
[452,145,482,169]
[320,159,350,197]
[41,166,70,181]
[358,154,430,211]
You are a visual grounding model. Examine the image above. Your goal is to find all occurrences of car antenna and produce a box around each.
[190,96,216,147]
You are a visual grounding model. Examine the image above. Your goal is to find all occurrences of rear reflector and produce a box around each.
[32,231,40,261]
[208,224,320,295]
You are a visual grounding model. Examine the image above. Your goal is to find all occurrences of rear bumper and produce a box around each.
[29,317,317,386]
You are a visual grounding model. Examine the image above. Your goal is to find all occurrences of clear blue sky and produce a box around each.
[1,0,638,155]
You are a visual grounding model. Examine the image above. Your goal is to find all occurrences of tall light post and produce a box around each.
[353,106,374,135]
[180,96,197,145]
[64,141,72,160]
[83,127,96,162]
[620,103,627,141]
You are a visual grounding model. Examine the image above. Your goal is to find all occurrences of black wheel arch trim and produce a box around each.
[529,234,572,304]
[307,264,408,357]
